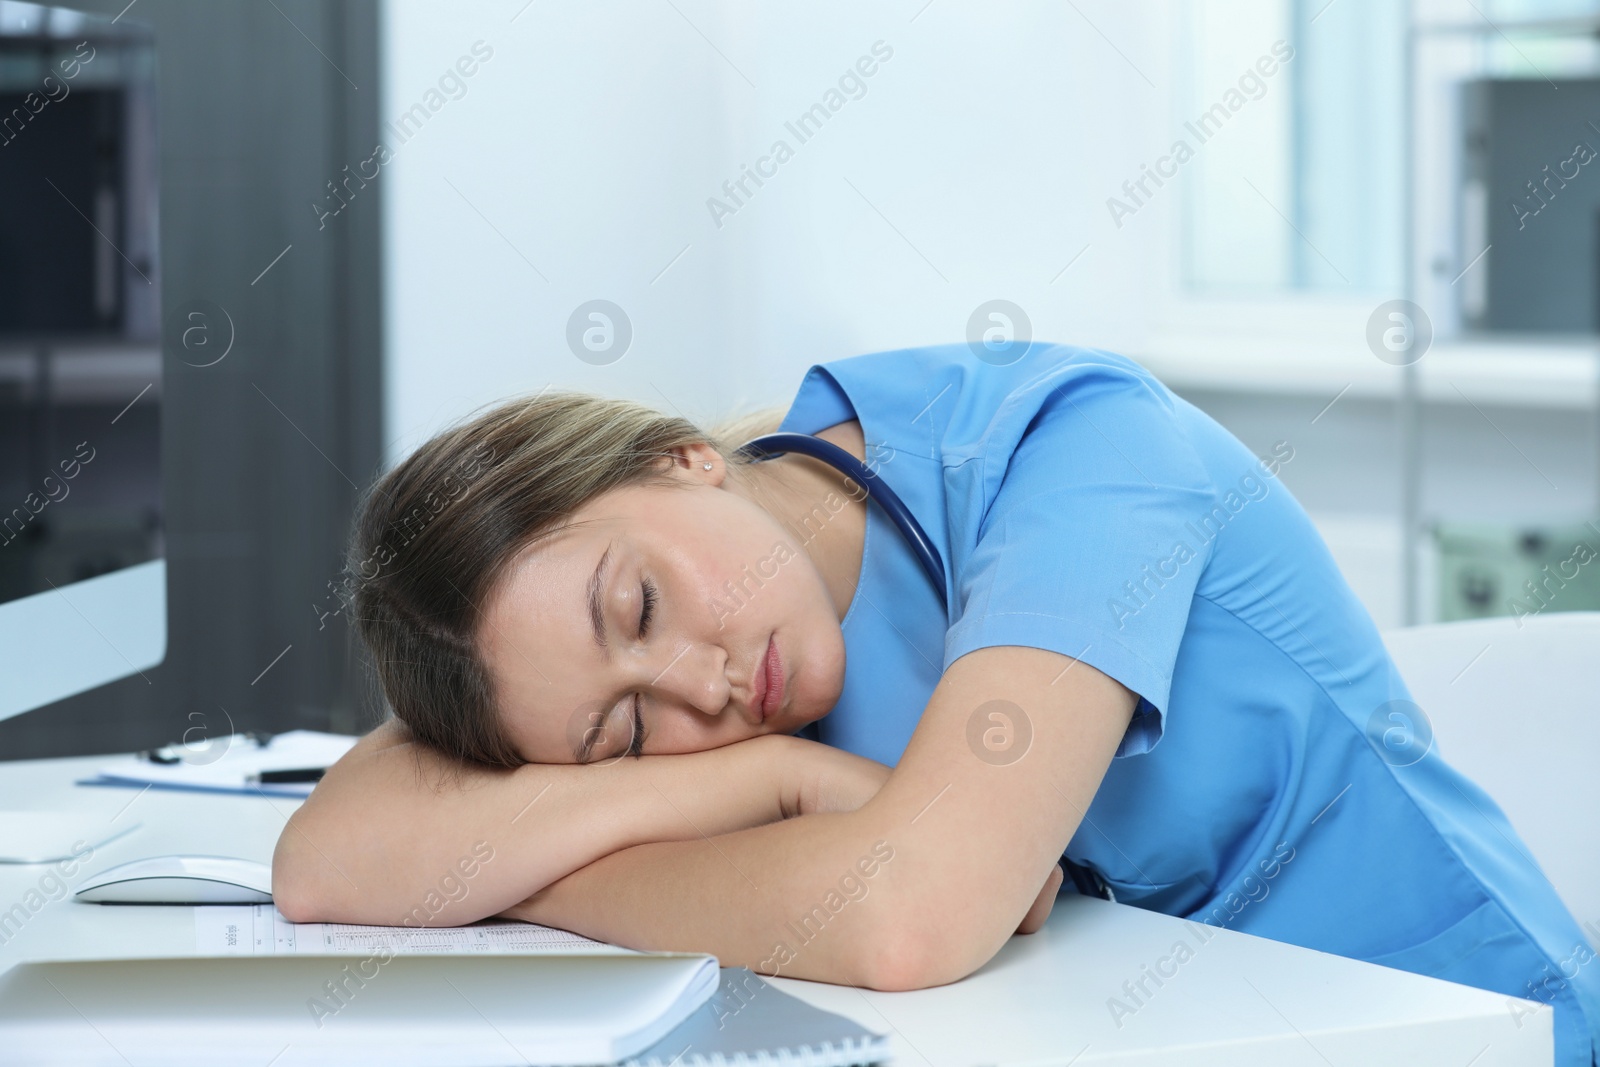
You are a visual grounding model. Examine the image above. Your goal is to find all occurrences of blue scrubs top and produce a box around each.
[776,342,1600,1066]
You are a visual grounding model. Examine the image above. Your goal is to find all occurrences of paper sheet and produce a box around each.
[195,904,630,956]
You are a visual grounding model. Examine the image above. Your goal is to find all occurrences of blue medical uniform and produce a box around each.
[776,342,1600,1066]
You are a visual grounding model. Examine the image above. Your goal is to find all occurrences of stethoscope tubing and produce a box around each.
[735,432,947,604]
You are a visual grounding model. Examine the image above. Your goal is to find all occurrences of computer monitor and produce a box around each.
[0,0,163,722]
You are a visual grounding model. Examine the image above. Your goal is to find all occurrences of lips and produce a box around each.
[761,637,784,720]
[751,635,783,724]
[750,642,768,723]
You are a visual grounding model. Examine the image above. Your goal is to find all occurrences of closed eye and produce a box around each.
[628,696,646,758]
[624,576,656,759]
[638,576,658,638]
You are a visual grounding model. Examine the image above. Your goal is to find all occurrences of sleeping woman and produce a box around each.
[272,342,1600,1066]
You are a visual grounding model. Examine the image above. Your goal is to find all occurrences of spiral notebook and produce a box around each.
[190,906,888,1066]
[626,967,889,1067]
[0,952,723,1066]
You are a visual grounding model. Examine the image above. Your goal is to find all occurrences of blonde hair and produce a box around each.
[348,391,782,768]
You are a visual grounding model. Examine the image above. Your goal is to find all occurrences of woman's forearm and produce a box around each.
[498,809,908,988]
[271,722,815,926]
[499,801,1063,991]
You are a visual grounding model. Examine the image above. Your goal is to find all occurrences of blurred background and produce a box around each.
[4,0,1599,757]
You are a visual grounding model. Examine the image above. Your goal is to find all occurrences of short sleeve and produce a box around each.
[942,368,1216,758]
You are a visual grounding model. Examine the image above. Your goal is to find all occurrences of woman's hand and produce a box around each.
[1015,863,1065,935]
[771,735,892,818]
[771,735,1059,934]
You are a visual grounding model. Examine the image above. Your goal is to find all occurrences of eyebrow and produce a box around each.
[587,542,612,660]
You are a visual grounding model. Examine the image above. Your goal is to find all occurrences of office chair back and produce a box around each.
[1383,611,1600,933]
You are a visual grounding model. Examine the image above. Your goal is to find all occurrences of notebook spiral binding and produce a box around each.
[624,1032,887,1066]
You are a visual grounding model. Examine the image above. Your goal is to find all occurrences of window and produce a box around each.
[1180,0,1404,296]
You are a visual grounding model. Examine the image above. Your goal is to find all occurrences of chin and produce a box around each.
[804,667,844,719]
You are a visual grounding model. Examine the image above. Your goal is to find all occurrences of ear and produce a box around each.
[662,441,726,486]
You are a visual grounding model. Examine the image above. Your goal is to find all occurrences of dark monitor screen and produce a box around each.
[0,0,164,719]
[0,84,130,333]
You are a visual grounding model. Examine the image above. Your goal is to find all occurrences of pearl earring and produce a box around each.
[702,461,713,471]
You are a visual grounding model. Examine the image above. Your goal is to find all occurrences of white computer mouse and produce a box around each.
[74,855,274,905]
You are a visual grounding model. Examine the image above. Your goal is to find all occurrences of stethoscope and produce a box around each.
[736,433,946,597]
[735,432,1116,903]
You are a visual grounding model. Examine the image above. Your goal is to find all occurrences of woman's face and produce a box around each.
[479,445,848,764]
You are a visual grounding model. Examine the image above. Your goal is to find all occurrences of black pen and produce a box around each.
[247,767,327,784]
[140,731,273,765]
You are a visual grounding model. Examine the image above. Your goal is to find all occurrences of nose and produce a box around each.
[646,640,729,716]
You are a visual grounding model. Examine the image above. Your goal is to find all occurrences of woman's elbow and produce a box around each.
[271,880,321,924]
[270,820,344,923]
[270,868,320,924]
[852,912,991,992]
[270,849,318,923]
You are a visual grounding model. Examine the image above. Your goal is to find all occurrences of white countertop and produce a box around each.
[0,749,1554,1065]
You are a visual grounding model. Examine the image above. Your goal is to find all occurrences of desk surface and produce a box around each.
[0,750,1553,1066]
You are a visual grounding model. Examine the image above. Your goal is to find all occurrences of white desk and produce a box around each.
[0,750,1554,1066]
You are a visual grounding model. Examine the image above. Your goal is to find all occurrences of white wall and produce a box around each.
[379,1,1600,633]
[380,0,1172,461]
